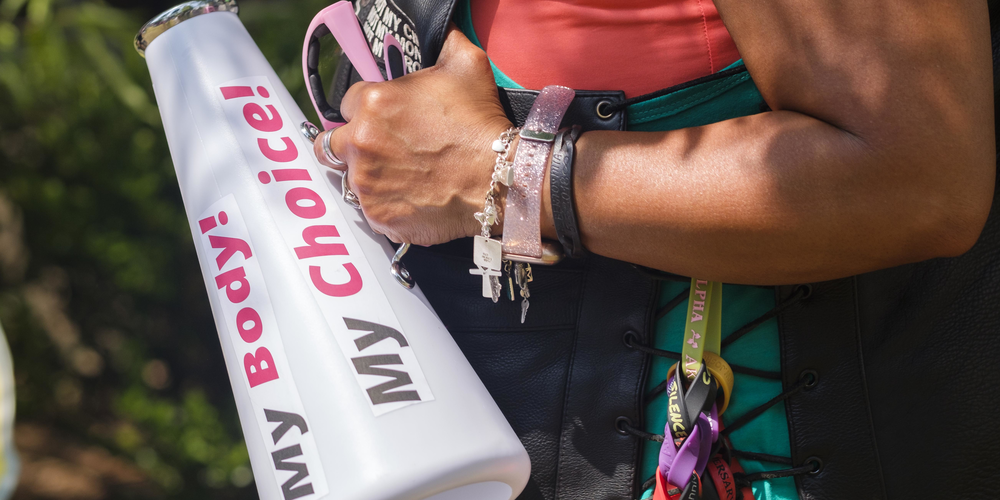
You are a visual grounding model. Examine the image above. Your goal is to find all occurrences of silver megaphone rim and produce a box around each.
[134,0,239,57]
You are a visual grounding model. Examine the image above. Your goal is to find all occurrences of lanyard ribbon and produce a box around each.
[657,279,725,498]
[682,280,722,379]
[661,363,718,486]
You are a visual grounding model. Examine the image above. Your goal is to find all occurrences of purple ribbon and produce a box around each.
[658,380,719,488]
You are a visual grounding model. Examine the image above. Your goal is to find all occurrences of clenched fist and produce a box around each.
[314,26,513,246]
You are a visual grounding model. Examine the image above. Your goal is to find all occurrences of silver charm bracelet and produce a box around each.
[470,126,519,304]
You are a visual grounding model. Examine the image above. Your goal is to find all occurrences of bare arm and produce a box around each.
[547,0,995,284]
[317,1,995,285]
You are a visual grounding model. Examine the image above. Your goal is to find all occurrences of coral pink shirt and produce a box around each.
[471,0,741,98]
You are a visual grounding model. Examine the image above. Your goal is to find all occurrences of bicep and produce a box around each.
[713,0,995,251]
[715,0,992,140]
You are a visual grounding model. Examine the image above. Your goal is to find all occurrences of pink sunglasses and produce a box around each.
[302,1,408,130]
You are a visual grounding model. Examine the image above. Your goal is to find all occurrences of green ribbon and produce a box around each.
[681,279,723,381]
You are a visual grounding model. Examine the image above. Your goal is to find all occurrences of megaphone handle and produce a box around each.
[392,243,414,289]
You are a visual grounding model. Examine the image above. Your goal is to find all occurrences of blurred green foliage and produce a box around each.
[0,0,330,497]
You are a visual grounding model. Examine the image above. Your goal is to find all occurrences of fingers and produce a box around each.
[339,80,372,123]
[310,127,401,244]
[342,167,360,207]
[314,79,376,170]
[436,24,478,67]
[342,172,399,243]
[313,126,349,171]
[435,24,493,78]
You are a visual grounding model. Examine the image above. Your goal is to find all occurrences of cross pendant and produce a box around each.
[469,266,502,302]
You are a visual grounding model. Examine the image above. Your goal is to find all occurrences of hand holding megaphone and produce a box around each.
[136,2,530,498]
[314,25,513,247]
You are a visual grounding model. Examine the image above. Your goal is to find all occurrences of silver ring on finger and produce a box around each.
[323,132,347,167]
[342,173,361,209]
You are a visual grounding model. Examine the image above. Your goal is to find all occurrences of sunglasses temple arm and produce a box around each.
[326,2,384,83]
[383,33,406,80]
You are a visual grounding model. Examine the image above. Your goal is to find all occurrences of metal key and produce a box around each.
[515,263,532,323]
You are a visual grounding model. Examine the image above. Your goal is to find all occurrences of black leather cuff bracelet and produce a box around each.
[550,125,586,258]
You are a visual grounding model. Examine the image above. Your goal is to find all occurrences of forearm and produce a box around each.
[543,109,991,285]
[315,4,992,269]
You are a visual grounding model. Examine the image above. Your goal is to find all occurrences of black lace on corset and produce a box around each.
[620,283,819,498]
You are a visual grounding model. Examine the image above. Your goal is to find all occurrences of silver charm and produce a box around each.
[490,275,503,302]
[494,165,514,187]
[471,236,503,302]
[473,127,520,304]
[474,204,498,227]
[474,235,503,268]
[515,263,532,323]
[468,267,502,302]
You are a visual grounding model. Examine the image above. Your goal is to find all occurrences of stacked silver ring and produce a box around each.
[322,131,347,167]
[342,173,361,209]
[299,121,411,289]
[321,130,360,209]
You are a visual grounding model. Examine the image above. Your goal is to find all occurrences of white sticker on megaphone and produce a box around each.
[197,195,329,499]
[215,76,434,417]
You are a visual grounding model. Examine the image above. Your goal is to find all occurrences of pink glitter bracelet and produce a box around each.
[501,85,575,261]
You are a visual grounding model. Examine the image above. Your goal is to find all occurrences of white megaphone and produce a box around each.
[134,2,531,499]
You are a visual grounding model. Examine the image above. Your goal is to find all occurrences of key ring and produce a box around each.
[391,243,414,288]
[668,351,734,415]
[659,364,720,490]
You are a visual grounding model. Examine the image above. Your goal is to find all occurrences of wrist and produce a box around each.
[471,122,518,238]
[466,118,516,238]
[501,85,574,261]
[548,126,585,257]
[496,134,557,241]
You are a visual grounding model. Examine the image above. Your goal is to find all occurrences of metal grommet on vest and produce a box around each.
[615,416,635,436]
[799,369,820,389]
[596,100,615,119]
[622,330,639,348]
[805,456,823,475]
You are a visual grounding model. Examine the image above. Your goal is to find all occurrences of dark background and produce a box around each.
[0,0,331,498]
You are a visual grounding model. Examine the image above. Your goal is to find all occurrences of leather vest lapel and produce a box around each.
[353,0,458,70]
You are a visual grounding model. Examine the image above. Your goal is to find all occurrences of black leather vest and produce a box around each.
[329,2,1000,498]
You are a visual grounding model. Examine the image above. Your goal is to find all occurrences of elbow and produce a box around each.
[909,156,995,260]
[929,196,992,258]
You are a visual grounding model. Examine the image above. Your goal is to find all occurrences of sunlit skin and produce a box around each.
[315,0,995,285]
